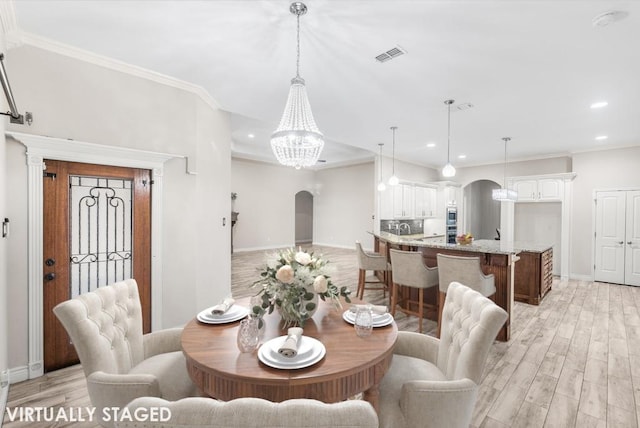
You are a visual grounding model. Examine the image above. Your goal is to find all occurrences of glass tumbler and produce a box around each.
[237,318,260,352]
[354,306,374,338]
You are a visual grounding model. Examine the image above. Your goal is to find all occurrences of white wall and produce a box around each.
[3,44,231,371]
[0,23,8,394]
[314,162,375,250]
[570,146,640,277]
[231,159,376,252]
[231,158,316,251]
[515,203,562,275]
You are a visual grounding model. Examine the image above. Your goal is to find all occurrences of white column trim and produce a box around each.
[6,131,182,378]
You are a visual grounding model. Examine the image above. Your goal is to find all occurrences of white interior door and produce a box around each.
[625,191,640,286]
[594,191,626,284]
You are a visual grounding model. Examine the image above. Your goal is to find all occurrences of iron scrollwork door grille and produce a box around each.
[69,175,133,298]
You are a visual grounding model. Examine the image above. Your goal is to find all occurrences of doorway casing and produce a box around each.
[7,131,182,380]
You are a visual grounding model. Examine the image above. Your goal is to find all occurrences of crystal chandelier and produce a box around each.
[442,99,456,178]
[492,137,518,201]
[270,2,324,170]
[377,143,386,192]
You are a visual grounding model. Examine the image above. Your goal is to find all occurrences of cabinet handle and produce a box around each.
[538,192,541,199]
[618,241,624,245]
[629,241,633,245]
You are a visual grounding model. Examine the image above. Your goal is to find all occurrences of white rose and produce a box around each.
[313,275,328,293]
[276,265,295,284]
[295,251,312,266]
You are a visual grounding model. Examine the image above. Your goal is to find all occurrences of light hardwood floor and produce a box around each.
[4,245,640,427]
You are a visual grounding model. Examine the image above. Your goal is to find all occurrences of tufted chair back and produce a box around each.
[437,281,507,383]
[53,279,145,377]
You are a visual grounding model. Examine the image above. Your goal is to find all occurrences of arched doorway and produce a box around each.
[463,180,501,240]
[295,191,313,245]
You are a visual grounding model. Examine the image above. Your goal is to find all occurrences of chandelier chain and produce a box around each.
[296,13,301,78]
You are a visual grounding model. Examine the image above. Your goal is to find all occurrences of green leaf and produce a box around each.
[303,291,314,300]
[345,296,351,303]
[305,302,316,311]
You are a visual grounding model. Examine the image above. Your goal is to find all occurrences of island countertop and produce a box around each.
[372,231,552,254]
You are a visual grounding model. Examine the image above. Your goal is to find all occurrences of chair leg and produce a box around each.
[357,269,365,299]
[382,271,387,298]
[437,291,445,338]
[390,282,397,317]
[418,288,424,334]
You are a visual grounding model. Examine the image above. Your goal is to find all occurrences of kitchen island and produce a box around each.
[373,232,519,342]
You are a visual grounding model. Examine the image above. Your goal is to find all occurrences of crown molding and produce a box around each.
[0,0,21,49]
[16,31,221,110]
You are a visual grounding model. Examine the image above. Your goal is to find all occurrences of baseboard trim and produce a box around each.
[234,243,360,253]
[1,370,9,421]
[569,274,593,281]
[8,366,29,385]
[233,244,292,253]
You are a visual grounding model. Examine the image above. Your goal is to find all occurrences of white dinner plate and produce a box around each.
[342,311,394,327]
[197,305,249,324]
[258,336,326,369]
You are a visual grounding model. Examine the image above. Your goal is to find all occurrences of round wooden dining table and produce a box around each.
[181,297,397,412]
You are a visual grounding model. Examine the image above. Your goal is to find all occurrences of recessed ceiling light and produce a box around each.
[592,10,629,27]
[590,101,608,109]
[595,135,608,141]
[426,143,436,148]
[456,103,474,111]
[248,133,255,138]
[458,154,466,159]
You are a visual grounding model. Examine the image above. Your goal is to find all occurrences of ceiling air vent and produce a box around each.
[375,46,407,63]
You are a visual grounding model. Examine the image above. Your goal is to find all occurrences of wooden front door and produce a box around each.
[43,160,152,372]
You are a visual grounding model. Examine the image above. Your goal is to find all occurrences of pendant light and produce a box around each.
[377,143,386,192]
[388,126,399,186]
[270,2,324,170]
[492,137,518,201]
[442,99,456,178]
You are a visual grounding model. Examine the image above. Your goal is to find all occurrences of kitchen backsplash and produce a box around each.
[380,219,424,235]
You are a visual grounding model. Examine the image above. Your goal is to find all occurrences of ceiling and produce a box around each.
[10,1,640,170]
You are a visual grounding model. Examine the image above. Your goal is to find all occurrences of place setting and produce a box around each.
[256,327,326,370]
[342,304,394,337]
[196,297,249,324]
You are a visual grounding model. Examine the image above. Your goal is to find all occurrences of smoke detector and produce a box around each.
[592,10,629,27]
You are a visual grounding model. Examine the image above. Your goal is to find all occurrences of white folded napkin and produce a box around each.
[350,304,388,315]
[211,297,235,316]
[278,327,303,358]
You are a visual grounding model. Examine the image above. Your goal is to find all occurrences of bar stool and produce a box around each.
[436,253,496,337]
[355,241,391,300]
[389,249,439,333]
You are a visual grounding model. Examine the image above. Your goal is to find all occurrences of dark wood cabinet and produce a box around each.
[514,248,553,305]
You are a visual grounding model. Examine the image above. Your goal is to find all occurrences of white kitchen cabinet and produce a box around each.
[393,183,414,218]
[444,185,460,206]
[379,186,394,219]
[513,178,562,202]
[414,185,437,217]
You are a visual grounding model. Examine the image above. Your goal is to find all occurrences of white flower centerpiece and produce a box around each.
[252,248,351,328]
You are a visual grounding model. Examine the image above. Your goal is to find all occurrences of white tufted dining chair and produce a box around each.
[53,279,199,427]
[115,396,379,428]
[378,282,508,428]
